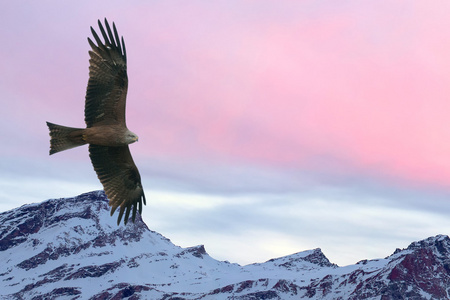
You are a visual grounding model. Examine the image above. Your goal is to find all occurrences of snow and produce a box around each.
[1,191,449,299]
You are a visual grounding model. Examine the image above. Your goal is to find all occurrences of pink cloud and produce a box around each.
[3,1,450,189]
[124,3,450,188]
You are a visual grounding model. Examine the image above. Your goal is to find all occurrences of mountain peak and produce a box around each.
[261,247,337,271]
[0,191,159,254]
[406,234,450,252]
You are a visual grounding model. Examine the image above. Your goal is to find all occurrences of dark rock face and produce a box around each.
[1,191,450,299]
[383,236,450,299]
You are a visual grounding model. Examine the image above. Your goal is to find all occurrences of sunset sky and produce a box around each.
[2,1,450,266]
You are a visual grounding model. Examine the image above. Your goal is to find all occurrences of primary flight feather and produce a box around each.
[46,19,146,225]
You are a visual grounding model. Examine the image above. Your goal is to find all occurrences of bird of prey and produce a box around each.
[46,19,145,225]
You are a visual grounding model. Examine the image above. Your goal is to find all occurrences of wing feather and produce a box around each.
[113,23,124,58]
[104,20,116,47]
[89,144,146,225]
[85,18,128,127]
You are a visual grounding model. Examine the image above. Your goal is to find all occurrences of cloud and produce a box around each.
[3,1,450,191]
[108,1,450,191]
[145,185,450,266]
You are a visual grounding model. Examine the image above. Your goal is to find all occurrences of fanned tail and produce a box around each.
[46,122,87,155]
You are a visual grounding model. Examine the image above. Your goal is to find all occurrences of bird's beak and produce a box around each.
[134,137,139,142]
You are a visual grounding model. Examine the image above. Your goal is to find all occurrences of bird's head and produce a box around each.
[125,131,139,144]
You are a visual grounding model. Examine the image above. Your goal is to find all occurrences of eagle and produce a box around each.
[46,19,146,225]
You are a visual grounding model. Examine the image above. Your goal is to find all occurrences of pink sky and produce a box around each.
[123,1,450,189]
[2,1,450,265]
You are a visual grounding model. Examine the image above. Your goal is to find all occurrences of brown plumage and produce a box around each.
[46,19,146,225]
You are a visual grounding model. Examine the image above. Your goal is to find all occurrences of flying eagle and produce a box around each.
[46,19,145,225]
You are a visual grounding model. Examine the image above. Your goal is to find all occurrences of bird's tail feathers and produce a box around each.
[46,122,87,155]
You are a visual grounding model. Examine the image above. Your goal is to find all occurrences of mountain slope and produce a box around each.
[0,191,449,299]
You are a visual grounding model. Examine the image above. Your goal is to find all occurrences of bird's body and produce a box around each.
[47,19,145,225]
[84,125,138,146]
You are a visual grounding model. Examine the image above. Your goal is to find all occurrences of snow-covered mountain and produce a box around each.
[1,191,449,299]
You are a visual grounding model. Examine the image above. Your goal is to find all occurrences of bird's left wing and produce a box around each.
[89,144,146,225]
[85,19,128,127]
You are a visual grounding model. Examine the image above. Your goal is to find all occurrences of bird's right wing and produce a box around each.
[85,19,128,128]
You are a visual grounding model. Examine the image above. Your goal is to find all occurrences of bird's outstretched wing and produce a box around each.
[89,144,146,225]
[85,18,128,127]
